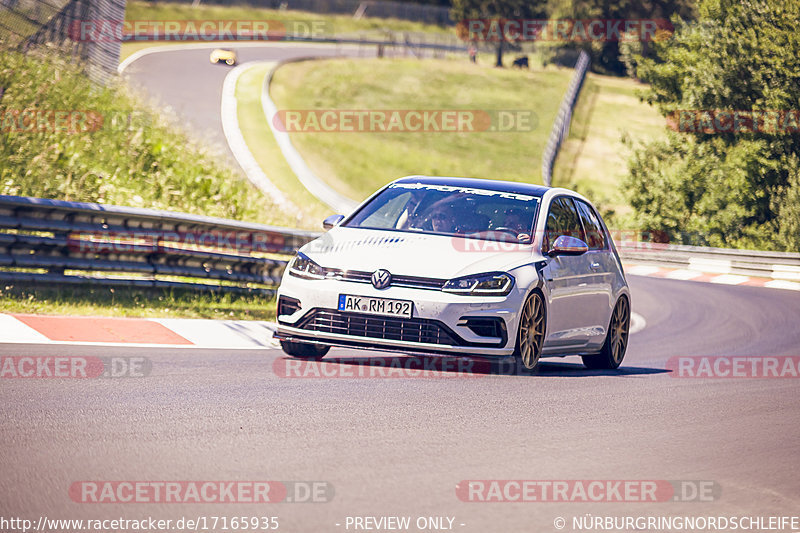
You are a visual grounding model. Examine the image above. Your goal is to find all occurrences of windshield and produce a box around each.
[344,182,540,243]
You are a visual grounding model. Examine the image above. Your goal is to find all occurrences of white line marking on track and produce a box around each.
[0,315,50,343]
[626,265,661,276]
[665,269,703,280]
[152,318,280,349]
[688,257,731,274]
[765,279,800,291]
[709,274,750,285]
[0,314,281,349]
[629,312,646,335]
[260,62,359,213]
[221,61,296,209]
[1,340,281,350]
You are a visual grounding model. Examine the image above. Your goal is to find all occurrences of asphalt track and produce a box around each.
[2,276,800,531]
[2,44,799,532]
[120,44,363,163]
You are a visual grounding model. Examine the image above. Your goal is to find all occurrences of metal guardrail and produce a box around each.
[618,242,800,281]
[2,195,796,293]
[541,50,590,187]
[123,32,468,54]
[0,195,320,294]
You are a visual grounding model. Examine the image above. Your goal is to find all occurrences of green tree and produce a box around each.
[623,0,800,250]
[451,0,548,66]
[570,0,695,75]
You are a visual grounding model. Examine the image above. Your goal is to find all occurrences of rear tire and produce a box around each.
[514,291,546,372]
[582,296,630,369]
[280,340,330,360]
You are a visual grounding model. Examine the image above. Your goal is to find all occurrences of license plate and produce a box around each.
[338,294,413,318]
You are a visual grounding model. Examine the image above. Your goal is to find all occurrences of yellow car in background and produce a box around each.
[210,49,237,66]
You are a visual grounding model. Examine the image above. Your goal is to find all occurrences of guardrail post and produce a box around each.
[541,50,590,187]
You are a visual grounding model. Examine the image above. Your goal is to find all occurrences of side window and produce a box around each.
[544,197,584,251]
[575,200,607,251]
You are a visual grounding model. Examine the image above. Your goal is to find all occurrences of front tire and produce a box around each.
[280,340,330,360]
[582,296,630,369]
[514,291,546,371]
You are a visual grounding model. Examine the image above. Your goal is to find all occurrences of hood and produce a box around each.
[299,227,540,279]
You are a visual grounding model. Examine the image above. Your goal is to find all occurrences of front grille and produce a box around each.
[391,274,447,289]
[296,309,459,345]
[321,268,446,290]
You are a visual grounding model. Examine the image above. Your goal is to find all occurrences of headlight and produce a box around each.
[442,272,514,295]
[288,252,326,279]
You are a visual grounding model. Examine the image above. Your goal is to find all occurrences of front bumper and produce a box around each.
[276,274,522,357]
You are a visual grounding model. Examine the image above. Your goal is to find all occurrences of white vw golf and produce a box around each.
[275,176,630,371]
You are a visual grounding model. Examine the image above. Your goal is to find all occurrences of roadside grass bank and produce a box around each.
[234,62,333,223]
[0,283,275,320]
[269,57,573,201]
[0,48,290,318]
[0,48,286,224]
[552,73,667,222]
[122,0,453,63]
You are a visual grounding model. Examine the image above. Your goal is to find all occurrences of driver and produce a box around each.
[431,210,456,233]
[503,208,530,235]
[426,196,482,234]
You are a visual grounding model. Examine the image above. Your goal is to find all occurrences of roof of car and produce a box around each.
[394,175,550,198]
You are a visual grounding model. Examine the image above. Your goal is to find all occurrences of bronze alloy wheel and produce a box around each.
[583,296,630,369]
[516,291,546,370]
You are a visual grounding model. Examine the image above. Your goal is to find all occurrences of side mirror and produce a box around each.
[548,235,588,256]
[322,214,345,230]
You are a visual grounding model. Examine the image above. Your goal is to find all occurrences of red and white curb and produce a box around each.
[624,263,800,291]
[0,314,279,349]
[0,311,646,348]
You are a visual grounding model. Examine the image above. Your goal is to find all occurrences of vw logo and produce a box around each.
[371,269,392,289]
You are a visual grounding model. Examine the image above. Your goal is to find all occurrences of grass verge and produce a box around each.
[0,47,286,318]
[552,73,667,223]
[235,62,333,224]
[123,1,453,39]
[269,57,574,200]
[0,284,275,320]
[0,48,285,223]
[119,0,460,62]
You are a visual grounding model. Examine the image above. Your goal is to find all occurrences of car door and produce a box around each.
[540,197,597,351]
[574,199,616,350]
